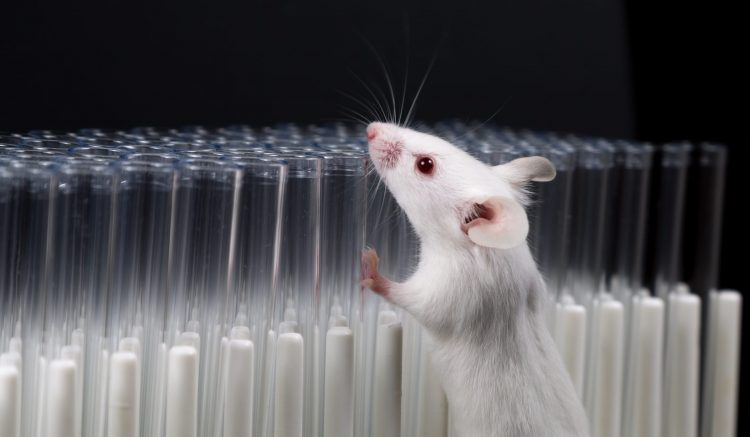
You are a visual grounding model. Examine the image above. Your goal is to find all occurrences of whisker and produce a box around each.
[343,108,371,127]
[366,174,381,203]
[337,90,382,123]
[329,116,368,127]
[338,107,372,127]
[360,37,398,124]
[398,15,411,126]
[338,100,373,121]
[348,68,389,123]
[336,105,371,125]
[405,48,438,127]
[339,107,369,127]
[452,96,513,141]
[369,80,394,125]
[380,190,403,229]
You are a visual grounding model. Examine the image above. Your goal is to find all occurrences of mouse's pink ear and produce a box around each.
[493,156,556,188]
[464,196,529,249]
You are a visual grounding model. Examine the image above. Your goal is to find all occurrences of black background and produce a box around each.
[1,0,746,432]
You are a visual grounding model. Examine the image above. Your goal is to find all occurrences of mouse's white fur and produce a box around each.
[365,122,589,437]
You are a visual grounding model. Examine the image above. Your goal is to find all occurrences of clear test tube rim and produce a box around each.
[576,140,615,169]
[120,152,182,164]
[177,157,241,173]
[660,141,693,167]
[68,145,131,160]
[613,140,655,168]
[1,161,61,213]
[25,129,79,140]
[257,137,301,148]
[216,140,265,150]
[0,133,26,145]
[22,138,80,152]
[320,153,369,175]
[117,144,175,154]
[263,154,323,178]
[75,127,132,139]
[0,146,25,156]
[113,160,178,183]
[224,152,269,163]
[7,150,69,162]
[74,137,134,147]
[165,141,217,153]
[233,158,288,179]
[55,159,118,181]
[178,150,227,159]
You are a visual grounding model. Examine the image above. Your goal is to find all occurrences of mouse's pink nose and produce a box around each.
[367,125,378,141]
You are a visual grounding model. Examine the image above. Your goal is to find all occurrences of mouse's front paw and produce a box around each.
[361,248,379,275]
[361,248,388,296]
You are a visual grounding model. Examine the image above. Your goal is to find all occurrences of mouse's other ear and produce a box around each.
[465,196,529,249]
[493,156,556,187]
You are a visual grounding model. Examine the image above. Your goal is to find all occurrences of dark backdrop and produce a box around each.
[626,2,747,434]
[0,0,633,135]
[1,0,746,432]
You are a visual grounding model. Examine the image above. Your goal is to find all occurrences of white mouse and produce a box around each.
[361,122,589,437]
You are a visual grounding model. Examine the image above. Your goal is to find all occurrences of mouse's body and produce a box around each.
[362,122,589,437]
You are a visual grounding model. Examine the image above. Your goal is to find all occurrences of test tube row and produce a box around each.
[0,121,741,437]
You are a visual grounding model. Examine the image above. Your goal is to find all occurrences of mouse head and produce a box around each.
[367,122,555,250]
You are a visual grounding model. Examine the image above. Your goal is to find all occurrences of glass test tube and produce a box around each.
[167,158,241,436]
[267,154,321,437]
[41,160,115,437]
[0,160,56,436]
[606,141,654,301]
[533,141,577,301]
[319,152,368,327]
[222,159,286,328]
[318,152,368,436]
[43,161,115,356]
[105,160,177,436]
[0,163,18,350]
[687,144,727,297]
[567,140,614,306]
[167,159,240,336]
[229,158,287,437]
[650,142,692,300]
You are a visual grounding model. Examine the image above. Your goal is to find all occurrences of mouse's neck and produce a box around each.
[420,235,543,294]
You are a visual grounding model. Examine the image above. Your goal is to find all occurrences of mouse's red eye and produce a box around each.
[416,156,435,175]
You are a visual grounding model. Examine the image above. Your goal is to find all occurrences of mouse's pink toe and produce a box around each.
[362,248,379,272]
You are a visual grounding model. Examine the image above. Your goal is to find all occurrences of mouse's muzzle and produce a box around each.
[367,122,402,170]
